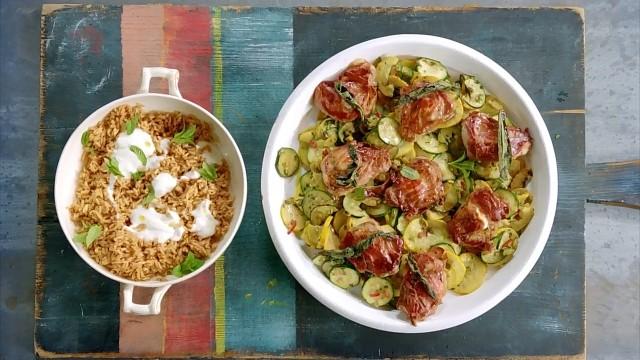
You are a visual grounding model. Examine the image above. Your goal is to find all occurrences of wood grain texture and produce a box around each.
[586,160,640,209]
[293,7,585,358]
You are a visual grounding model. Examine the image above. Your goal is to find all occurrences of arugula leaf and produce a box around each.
[395,81,451,106]
[73,224,102,248]
[198,162,218,181]
[131,171,143,181]
[400,165,420,180]
[105,157,123,177]
[334,82,365,120]
[173,124,197,145]
[497,110,512,188]
[124,114,139,135]
[352,187,366,202]
[142,185,155,206]
[172,251,205,277]
[129,145,147,166]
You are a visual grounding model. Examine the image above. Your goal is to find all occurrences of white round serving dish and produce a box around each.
[55,67,247,315]
[261,35,557,333]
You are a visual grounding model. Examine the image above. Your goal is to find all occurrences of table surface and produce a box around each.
[0,1,638,360]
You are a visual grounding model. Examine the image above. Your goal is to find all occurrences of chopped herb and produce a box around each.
[173,124,196,145]
[124,114,139,135]
[171,251,205,277]
[449,154,475,194]
[198,162,218,181]
[105,157,123,177]
[73,224,102,248]
[334,82,365,119]
[142,185,155,206]
[129,145,147,166]
[352,187,366,202]
[131,171,143,181]
[395,81,451,106]
[407,253,438,300]
[400,165,421,180]
[497,110,512,188]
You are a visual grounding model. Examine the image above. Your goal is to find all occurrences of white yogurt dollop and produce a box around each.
[126,205,184,243]
[190,199,219,238]
[196,141,222,164]
[111,128,165,177]
[151,172,178,198]
[180,170,201,180]
[158,138,171,154]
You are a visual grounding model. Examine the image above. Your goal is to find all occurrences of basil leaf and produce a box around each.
[73,224,101,248]
[198,162,217,181]
[400,165,420,180]
[73,231,87,245]
[172,251,205,277]
[353,187,366,202]
[129,145,147,166]
[497,110,511,188]
[173,124,197,145]
[81,130,90,148]
[124,114,139,135]
[131,171,143,181]
[334,82,365,119]
[396,81,451,106]
[105,157,123,177]
[142,185,155,207]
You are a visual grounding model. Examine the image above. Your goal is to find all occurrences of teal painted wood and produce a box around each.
[36,6,122,353]
[293,8,585,357]
[586,160,640,209]
[219,7,297,352]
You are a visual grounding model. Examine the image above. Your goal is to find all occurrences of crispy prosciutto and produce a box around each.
[384,158,444,217]
[461,111,532,162]
[340,221,403,277]
[313,60,377,122]
[447,187,509,253]
[397,248,448,325]
[321,141,391,196]
[396,82,457,141]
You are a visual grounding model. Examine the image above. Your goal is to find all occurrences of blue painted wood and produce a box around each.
[219,7,297,352]
[35,6,123,354]
[293,8,585,357]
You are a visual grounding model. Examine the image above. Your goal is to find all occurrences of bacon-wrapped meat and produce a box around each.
[321,141,391,196]
[340,221,403,277]
[397,248,448,325]
[447,187,509,253]
[384,158,444,217]
[461,111,532,162]
[396,82,458,141]
[313,60,377,122]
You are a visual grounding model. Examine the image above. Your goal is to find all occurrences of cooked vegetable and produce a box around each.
[276,147,300,177]
[73,224,102,248]
[453,253,487,295]
[362,277,394,306]
[105,157,123,177]
[497,110,512,188]
[329,267,360,288]
[171,251,205,277]
[172,124,196,144]
[302,190,334,218]
[343,191,367,217]
[124,114,139,135]
[415,58,448,81]
[416,133,447,153]
[280,203,306,234]
[494,189,518,217]
[378,117,402,146]
[460,74,486,108]
[199,162,218,181]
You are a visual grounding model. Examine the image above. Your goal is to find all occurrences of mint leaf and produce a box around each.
[81,130,90,147]
[400,165,420,180]
[172,252,205,277]
[124,114,139,135]
[131,171,143,181]
[73,224,101,248]
[198,162,218,181]
[105,157,123,177]
[142,185,155,206]
[129,145,147,166]
[173,124,196,145]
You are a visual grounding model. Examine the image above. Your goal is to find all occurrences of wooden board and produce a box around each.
[35,5,586,358]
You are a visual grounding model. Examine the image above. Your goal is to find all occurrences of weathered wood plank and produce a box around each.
[586,160,640,209]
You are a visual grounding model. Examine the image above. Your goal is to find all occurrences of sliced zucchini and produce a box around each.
[298,127,315,143]
[438,246,466,289]
[453,253,487,295]
[396,213,410,234]
[346,216,375,230]
[512,188,532,205]
[280,203,306,234]
[375,56,399,97]
[276,147,300,177]
[329,267,360,289]
[362,197,380,207]
[301,223,322,247]
[365,129,387,148]
[377,117,402,146]
[481,228,519,265]
[385,207,400,227]
[395,141,416,162]
[319,215,341,250]
[388,75,409,88]
[494,189,518,217]
[379,224,396,234]
[362,277,393,307]
[312,254,327,266]
[416,133,447,153]
[434,182,458,212]
[366,203,389,218]
[460,74,486,108]
[415,58,448,81]
[403,218,435,252]
[332,209,349,234]
[395,63,414,81]
[343,192,367,217]
[433,93,464,131]
[478,94,505,116]
[475,162,500,180]
[338,122,356,143]
[310,205,338,226]
[298,143,310,170]
[300,171,326,193]
[307,146,324,172]
[322,259,344,276]
[511,204,534,232]
[432,153,455,181]
[302,190,334,218]
[425,209,446,221]
[313,119,338,147]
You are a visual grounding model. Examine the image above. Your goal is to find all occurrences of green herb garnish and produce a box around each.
[105,157,123,177]
[142,185,155,206]
[171,251,205,277]
[73,224,102,248]
[131,171,143,181]
[129,145,147,166]
[198,162,218,181]
[449,154,475,194]
[124,114,139,135]
[400,165,420,180]
[173,124,197,145]
[334,82,365,119]
[335,144,359,186]
[353,187,366,201]
[497,110,511,188]
[81,130,91,148]
[395,81,451,106]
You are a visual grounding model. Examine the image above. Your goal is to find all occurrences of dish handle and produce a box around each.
[122,284,172,315]
[137,67,182,98]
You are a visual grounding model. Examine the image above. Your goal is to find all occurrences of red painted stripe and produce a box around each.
[162,5,214,355]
